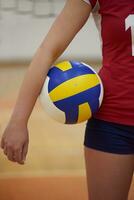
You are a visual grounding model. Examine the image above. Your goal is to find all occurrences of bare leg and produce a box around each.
[84,147,134,200]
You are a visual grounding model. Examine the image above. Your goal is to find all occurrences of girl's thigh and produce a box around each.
[84,147,134,200]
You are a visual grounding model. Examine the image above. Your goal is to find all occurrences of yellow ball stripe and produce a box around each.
[49,74,100,102]
[77,102,92,123]
[55,61,72,71]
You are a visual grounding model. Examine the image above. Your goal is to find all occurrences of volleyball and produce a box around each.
[40,61,104,124]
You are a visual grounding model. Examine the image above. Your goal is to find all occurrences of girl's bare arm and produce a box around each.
[1,0,91,164]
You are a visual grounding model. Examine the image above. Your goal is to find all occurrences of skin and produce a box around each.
[1,1,134,199]
[84,147,134,200]
[0,0,91,164]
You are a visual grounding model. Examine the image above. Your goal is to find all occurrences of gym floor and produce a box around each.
[0,63,134,200]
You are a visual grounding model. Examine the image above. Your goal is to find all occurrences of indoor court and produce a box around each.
[0,63,88,200]
[0,0,134,200]
[0,63,134,200]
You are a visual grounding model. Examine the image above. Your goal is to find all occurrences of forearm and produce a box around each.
[1,0,91,164]
[10,47,57,124]
[9,0,91,125]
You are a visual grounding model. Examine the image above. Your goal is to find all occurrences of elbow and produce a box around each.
[39,42,62,63]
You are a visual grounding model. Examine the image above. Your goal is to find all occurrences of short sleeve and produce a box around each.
[83,0,97,9]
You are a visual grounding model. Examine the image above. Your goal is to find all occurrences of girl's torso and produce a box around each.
[88,0,134,125]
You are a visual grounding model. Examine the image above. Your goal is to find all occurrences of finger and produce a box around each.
[22,142,28,163]
[4,146,8,155]
[5,144,16,162]
[13,147,24,164]
[6,149,16,162]
[1,137,5,149]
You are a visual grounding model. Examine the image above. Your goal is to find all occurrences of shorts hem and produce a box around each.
[84,143,134,155]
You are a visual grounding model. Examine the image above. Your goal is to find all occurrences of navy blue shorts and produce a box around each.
[84,118,134,154]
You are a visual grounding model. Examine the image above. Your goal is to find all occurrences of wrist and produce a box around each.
[9,116,28,126]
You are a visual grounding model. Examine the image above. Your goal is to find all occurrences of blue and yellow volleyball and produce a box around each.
[40,61,104,124]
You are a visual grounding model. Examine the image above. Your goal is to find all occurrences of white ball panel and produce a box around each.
[95,73,104,107]
[98,80,104,107]
[40,77,66,123]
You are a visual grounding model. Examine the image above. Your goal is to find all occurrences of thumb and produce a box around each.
[22,142,28,163]
[0,136,5,149]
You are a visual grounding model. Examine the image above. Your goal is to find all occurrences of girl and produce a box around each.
[1,0,134,199]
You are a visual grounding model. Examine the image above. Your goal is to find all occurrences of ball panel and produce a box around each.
[65,107,78,124]
[70,61,96,74]
[82,62,104,107]
[49,74,100,102]
[40,77,66,123]
[77,102,92,123]
[54,84,100,114]
[55,61,72,71]
[48,63,95,93]
[98,77,104,107]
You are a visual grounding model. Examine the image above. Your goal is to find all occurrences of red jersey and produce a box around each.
[84,0,134,125]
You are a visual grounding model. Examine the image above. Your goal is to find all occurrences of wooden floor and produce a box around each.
[0,177,88,200]
[0,64,134,200]
[0,65,86,177]
[0,64,88,200]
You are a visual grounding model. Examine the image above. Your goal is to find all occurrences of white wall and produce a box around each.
[0,7,102,62]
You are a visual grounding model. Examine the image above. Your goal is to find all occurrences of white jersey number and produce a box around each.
[125,15,134,56]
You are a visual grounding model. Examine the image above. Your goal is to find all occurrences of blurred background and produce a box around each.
[0,0,102,61]
[0,1,133,200]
